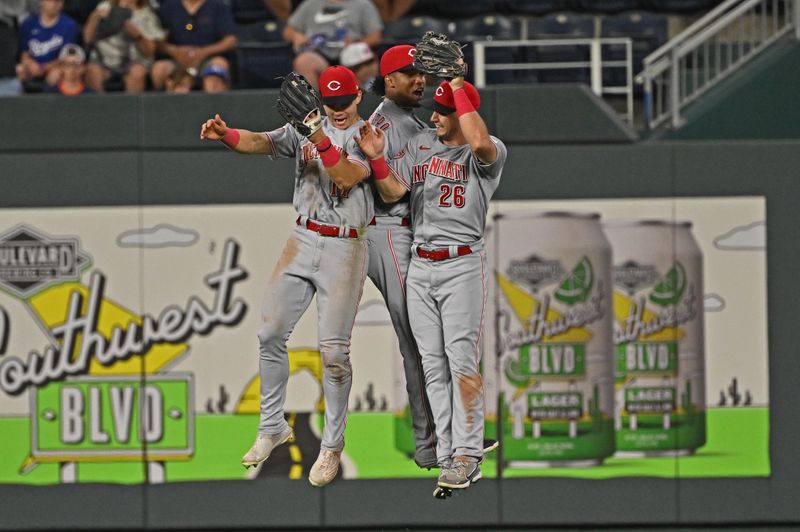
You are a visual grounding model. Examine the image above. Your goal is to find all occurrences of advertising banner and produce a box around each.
[0,197,769,484]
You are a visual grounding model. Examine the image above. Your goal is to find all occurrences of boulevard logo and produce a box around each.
[613,260,659,294]
[0,225,91,298]
[507,255,564,291]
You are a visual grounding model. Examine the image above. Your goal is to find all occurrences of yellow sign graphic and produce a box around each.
[28,282,188,375]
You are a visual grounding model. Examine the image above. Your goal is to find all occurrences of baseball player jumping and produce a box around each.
[366,44,438,469]
[357,43,507,496]
[200,66,373,487]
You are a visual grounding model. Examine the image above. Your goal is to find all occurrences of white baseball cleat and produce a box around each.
[437,456,481,490]
[241,427,294,469]
[308,449,342,487]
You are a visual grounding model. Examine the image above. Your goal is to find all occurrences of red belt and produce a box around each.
[415,245,473,261]
[297,217,359,238]
[369,217,411,227]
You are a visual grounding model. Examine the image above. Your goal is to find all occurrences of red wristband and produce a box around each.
[314,136,340,168]
[453,87,475,117]
[220,128,240,149]
[369,156,389,180]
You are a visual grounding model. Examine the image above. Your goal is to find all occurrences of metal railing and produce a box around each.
[639,0,800,129]
[473,38,634,124]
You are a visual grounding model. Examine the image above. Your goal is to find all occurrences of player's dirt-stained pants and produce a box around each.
[257,226,368,452]
[366,218,437,466]
[406,249,487,463]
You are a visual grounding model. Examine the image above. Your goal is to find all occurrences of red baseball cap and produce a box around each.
[318,66,360,108]
[422,81,481,115]
[380,44,418,76]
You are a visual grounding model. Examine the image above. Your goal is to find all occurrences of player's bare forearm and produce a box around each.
[327,159,369,191]
[201,114,272,155]
[374,171,407,203]
[449,77,497,164]
[459,112,496,164]
[233,130,271,154]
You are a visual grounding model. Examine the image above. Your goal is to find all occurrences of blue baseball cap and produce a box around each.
[201,64,230,81]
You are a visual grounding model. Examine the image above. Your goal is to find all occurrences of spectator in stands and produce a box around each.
[83,0,165,93]
[371,0,416,22]
[150,0,237,91]
[282,0,382,88]
[16,0,81,92]
[262,0,293,21]
[1,1,39,95]
[43,42,95,94]
[199,61,229,92]
[340,41,377,91]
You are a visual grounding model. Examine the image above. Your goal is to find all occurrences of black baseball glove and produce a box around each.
[276,71,323,137]
[413,31,465,79]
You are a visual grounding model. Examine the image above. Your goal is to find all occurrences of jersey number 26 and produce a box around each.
[438,184,465,208]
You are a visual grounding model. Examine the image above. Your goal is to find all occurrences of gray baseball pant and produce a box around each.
[257,227,368,451]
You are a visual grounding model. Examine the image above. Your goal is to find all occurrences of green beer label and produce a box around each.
[529,392,583,419]
[624,386,675,413]
[616,342,678,374]
[507,343,586,383]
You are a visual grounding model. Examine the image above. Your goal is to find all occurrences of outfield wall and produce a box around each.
[0,89,795,530]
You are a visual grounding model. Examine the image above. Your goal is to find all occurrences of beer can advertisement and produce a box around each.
[0,197,769,484]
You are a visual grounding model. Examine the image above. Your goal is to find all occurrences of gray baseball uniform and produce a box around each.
[388,129,508,462]
[257,118,372,453]
[368,99,437,467]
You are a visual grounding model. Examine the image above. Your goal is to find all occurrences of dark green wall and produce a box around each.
[1,88,797,530]
[664,40,800,140]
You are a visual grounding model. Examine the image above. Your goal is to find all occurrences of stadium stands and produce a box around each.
[8,0,727,92]
[235,20,286,42]
[235,43,294,89]
[231,0,277,24]
[600,10,668,89]
[526,12,596,83]
[649,0,718,12]
[577,0,641,13]
[504,0,573,15]
[456,15,521,84]
[383,15,449,43]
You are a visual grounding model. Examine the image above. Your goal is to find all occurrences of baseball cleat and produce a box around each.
[308,449,342,487]
[241,427,294,469]
[437,456,481,490]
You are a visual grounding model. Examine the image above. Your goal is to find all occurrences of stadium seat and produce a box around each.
[600,10,667,88]
[235,20,285,43]
[382,16,449,43]
[425,0,499,18]
[231,0,275,24]
[504,0,573,16]
[455,14,520,41]
[526,13,596,84]
[235,43,293,89]
[0,22,16,78]
[456,15,521,85]
[648,0,718,12]
[577,0,641,13]
[529,12,596,36]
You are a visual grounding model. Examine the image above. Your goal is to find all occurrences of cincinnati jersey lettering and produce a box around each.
[411,156,468,185]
